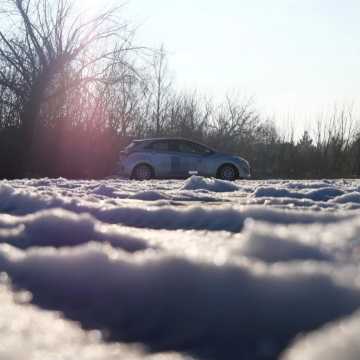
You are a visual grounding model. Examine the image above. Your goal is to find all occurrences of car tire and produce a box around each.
[218,164,238,181]
[132,164,153,181]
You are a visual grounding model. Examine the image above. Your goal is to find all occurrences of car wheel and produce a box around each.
[133,164,153,181]
[218,164,237,181]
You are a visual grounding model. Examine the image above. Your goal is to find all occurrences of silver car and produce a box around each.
[116,138,251,181]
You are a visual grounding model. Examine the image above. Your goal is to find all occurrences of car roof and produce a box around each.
[134,137,189,143]
[133,137,212,148]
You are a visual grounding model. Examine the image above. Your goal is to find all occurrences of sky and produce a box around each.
[84,0,360,132]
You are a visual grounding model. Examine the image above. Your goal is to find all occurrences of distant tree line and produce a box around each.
[1,0,360,179]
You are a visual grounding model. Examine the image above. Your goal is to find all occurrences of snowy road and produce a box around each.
[1,176,360,359]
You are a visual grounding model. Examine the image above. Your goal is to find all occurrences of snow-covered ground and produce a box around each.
[1,176,360,359]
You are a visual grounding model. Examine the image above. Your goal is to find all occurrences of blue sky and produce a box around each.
[87,0,360,130]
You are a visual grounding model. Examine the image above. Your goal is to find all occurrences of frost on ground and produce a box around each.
[1,176,360,359]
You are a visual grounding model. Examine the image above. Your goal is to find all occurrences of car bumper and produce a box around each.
[116,162,126,176]
[238,167,251,179]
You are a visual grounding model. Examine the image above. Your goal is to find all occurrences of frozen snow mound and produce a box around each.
[181,176,239,192]
[237,221,334,263]
[0,284,184,360]
[282,310,360,360]
[2,178,360,359]
[330,192,360,204]
[0,181,355,232]
[128,190,170,201]
[253,186,344,201]
[1,244,360,360]
[0,209,149,252]
[286,180,335,190]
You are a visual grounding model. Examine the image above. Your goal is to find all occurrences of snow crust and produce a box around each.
[2,176,360,359]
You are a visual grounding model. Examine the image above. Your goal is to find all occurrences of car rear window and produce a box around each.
[125,142,138,151]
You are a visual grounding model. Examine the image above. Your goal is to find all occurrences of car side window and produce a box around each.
[148,141,169,151]
[194,143,213,155]
[176,141,211,155]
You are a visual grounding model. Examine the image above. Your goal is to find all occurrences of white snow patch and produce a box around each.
[0,209,148,252]
[1,244,360,359]
[236,220,333,263]
[181,176,239,192]
[0,283,188,360]
[330,192,360,204]
[282,311,360,360]
[253,186,344,201]
[129,190,170,201]
[1,177,360,358]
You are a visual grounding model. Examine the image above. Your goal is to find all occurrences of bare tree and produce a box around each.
[150,44,172,135]
[209,95,260,150]
[0,0,139,170]
[103,61,150,137]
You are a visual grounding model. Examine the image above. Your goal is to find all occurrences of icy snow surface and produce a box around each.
[2,176,360,359]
